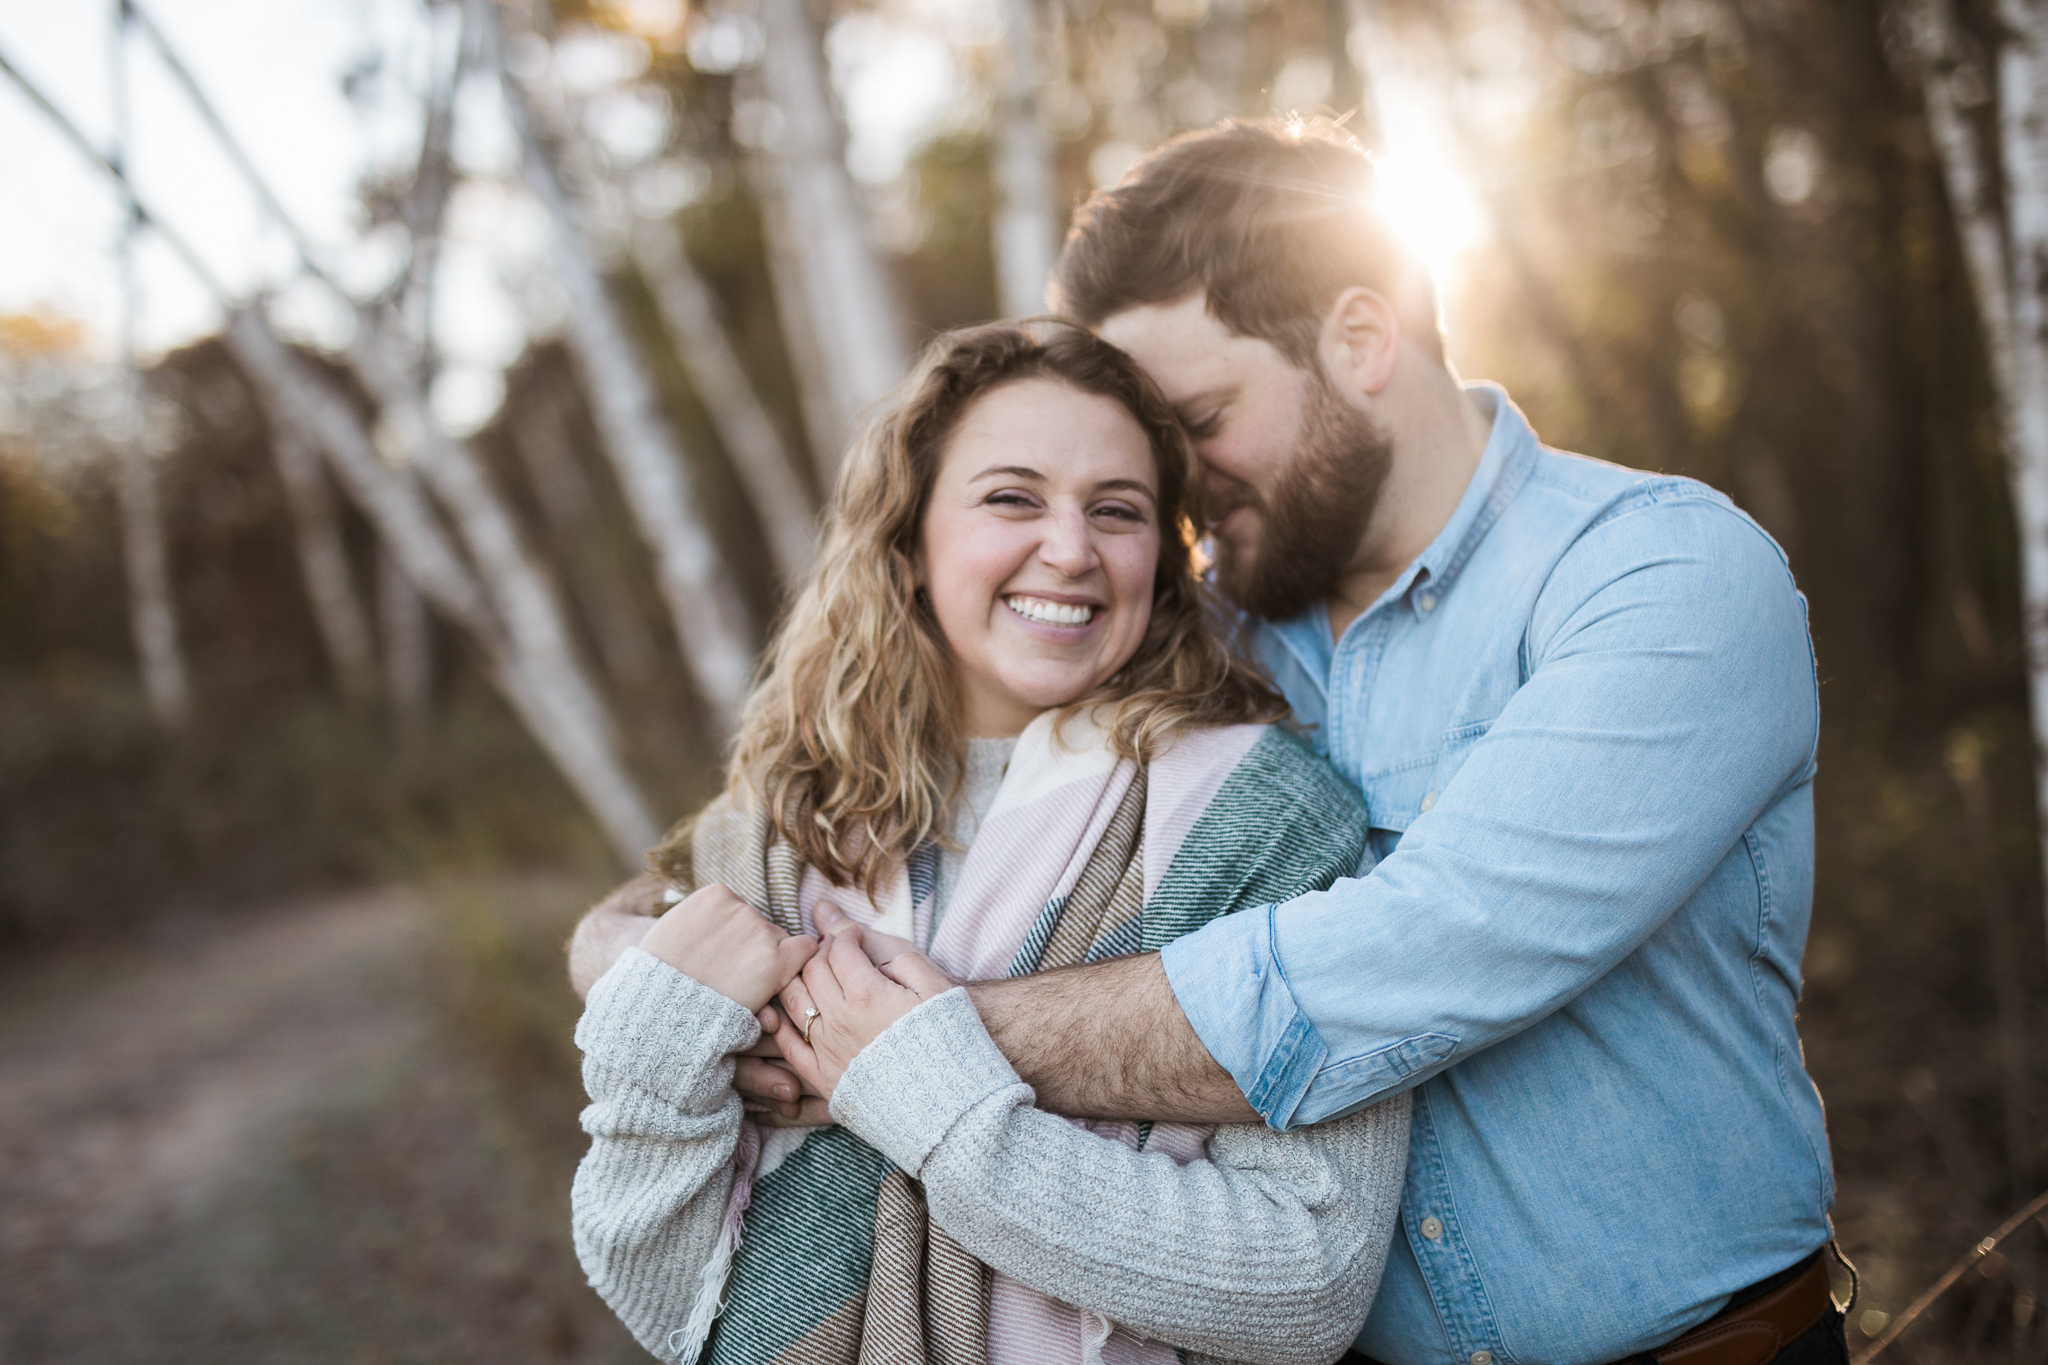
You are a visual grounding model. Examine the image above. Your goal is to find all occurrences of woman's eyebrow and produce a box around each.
[970,464,1045,482]
[1095,478,1158,500]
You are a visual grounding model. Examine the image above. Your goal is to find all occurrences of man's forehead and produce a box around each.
[1098,294,1252,399]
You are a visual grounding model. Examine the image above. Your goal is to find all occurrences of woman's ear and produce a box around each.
[1318,287,1401,399]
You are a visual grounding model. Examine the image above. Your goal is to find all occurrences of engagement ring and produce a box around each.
[801,1007,821,1044]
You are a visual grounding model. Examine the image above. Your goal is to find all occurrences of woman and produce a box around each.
[572,321,1408,1365]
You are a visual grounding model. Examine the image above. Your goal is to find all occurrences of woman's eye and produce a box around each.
[1091,502,1146,524]
[1185,412,1222,439]
[985,491,1038,509]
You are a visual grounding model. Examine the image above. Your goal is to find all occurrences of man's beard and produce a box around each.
[1211,376,1394,621]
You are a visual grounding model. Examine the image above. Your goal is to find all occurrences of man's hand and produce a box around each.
[641,883,820,1014]
[771,921,954,1100]
[568,874,664,999]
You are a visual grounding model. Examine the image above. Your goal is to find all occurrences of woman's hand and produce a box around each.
[739,901,939,1124]
[639,883,819,1014]
[772,918,955,1102]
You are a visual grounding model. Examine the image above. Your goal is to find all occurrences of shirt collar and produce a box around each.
[1265,382,1540,670]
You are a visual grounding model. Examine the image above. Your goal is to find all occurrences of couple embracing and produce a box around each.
[566,120,1843,1365]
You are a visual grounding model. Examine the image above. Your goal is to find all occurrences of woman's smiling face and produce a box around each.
[919,378,1163,737]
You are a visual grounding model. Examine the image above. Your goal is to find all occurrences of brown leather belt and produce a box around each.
[1618,1250,1834,1365]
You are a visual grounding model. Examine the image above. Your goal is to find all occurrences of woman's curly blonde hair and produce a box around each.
[651,319,1284,895]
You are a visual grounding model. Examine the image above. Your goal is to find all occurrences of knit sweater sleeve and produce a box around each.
[831,988,1410,1365]
[571,948,763,1363]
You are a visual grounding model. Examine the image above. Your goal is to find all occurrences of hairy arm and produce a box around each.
[969,953,1258,1123]
[567,873,662,1000]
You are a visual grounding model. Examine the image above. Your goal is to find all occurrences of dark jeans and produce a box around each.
[1768,1305,1851,1365]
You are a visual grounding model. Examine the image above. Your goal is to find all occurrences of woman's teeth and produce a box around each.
[1006,595,1097,627]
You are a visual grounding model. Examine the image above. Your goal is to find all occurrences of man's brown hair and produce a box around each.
[1051,118,1443,367]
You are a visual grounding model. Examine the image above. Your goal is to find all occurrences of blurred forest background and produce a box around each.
[1,0,2043,1360]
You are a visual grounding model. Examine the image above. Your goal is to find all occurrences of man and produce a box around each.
[571,119,1840,1365]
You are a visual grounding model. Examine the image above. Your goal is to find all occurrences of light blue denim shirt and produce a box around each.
[1160,386,1833,1365]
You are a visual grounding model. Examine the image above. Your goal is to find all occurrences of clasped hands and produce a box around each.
[639,884,953,1123]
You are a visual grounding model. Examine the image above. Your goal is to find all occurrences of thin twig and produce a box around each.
[1854,1188,2048,1364]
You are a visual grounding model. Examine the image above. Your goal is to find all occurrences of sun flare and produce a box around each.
[1369,89,1488,294]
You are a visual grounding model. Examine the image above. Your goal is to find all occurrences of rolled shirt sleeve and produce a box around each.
[1163,494,1820,1130]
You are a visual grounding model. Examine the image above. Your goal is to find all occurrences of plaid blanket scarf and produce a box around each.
[668,712,1369,1365]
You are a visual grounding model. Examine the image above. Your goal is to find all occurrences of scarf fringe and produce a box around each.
[1082,1310,1114,1365]
[668,1121,762,1363]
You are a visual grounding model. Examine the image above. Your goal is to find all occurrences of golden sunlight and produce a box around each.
[1369,90,1487,293]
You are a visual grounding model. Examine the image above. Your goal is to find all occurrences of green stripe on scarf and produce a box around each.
[1142,728,1370,952]
[706,1128,893,1365]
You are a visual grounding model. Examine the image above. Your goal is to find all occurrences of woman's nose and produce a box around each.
[1037,510,1099,577]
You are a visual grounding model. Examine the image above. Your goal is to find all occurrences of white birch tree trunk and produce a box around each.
[11,15,663,863]
[750,0,912,479]
[270,422,379,703]
[992,0,1060,319]
[749,166,857,484]
[496,0,816,582]
[488,15,757,733]
[345,314,664,851]
[110,2,189,727]
[1912,0,2048,942]
[509,390,661,692]
[223,308,661,864]
[111,379,190,727]
[629,213,819,582]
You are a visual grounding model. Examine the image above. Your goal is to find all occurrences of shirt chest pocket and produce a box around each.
[1359,720,1492,838]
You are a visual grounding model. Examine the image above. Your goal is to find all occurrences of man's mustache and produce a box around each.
[1197,476,1259,532]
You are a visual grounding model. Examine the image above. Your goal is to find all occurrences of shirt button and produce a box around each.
[1418,593,1437,612]
[1419,1216,1444,1240]
[1470,1353,1494,1365]
[1420,791,1436,812]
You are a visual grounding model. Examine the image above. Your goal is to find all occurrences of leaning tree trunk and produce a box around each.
[496,0,818,584]
[992,0,1060,318]
[748,0,912,480]
[345,313,664,852]
[4,29,663,860]
[224,308,662,865]
[509,388,662,693]
[270,422,378,703]
[1911,0,2048,945]
[488,10,757,734]
[629,213,820,583]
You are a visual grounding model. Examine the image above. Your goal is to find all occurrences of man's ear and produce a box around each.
[1318,287,1401,398]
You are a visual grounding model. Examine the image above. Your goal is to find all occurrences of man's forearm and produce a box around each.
[968,952,1257,1124]
[568,873,663,999]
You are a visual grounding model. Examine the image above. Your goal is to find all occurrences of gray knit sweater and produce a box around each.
[573,950,1410,1365]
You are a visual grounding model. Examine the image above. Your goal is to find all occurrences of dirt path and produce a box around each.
[0,889,432,1357]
